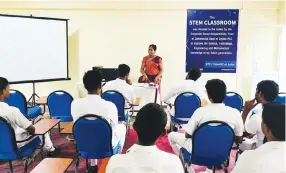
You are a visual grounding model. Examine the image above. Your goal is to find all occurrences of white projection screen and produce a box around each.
[0,14,69,84]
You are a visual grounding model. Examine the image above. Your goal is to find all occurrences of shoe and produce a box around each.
[47,147,61,157]
[89,165,98,173]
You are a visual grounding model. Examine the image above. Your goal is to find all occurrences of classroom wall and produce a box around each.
[0,0,284,100]
[280,1,285,24]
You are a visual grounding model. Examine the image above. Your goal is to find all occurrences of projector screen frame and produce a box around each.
[0,14,70,84]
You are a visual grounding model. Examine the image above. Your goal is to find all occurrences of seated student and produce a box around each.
[103,64,136,104]
[232,102,285,173]
[106,103,184,173]
[168,79,244,156]
[71,70,126,172]
[163,68,206,107]
[240,80,279,151]
[0,77,60,156]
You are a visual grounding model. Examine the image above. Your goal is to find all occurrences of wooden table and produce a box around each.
[34,96,48,115]
[61,122,74,135]
[130,98,141,106]
[34,119,60,135]
[36,96,47,105]
[30,158,73,173]
[33,119,60,148]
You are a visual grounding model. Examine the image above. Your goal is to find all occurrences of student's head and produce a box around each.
[133,103,167,146]
[261,102,285,142]
[205,79,226,103]
[255,80,279,104]
[118,64,130,79]
[148,44,157,56]
[186,68,201,81]
[0,77,10,100]
[83,70,102,94]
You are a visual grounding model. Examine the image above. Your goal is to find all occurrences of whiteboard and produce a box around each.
[0,14,69,83]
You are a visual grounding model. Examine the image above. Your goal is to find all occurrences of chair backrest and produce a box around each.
[191,120,235,166]
[274,92,286,104]
[4,89,27,115]
[0,117,19,160]
[47,90,74,122]
[101,90,125,121]
[223,92,243,112]
[73,114,114,159]
[174,92,201,121]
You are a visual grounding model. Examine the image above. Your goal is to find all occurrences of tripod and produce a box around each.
[27,83,40,106]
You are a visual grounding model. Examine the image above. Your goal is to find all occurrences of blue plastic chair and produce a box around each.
[101,90,129,122]
[274,92,286,104]
[171,92,201,130]
[223,92,243,112]
[47,90,74,122]
[181,121,234,173]
[0,117,42,173]
[4,89,42,120]
[73,114,121,172]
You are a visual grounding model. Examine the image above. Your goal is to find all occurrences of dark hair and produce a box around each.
[149,44,157,51]
[257,80,279,102]
[205,79,226,103]
[0,77,9,95]
[187,68,201,81]
[83,70,102,92]
[262,102,285,141]
[133,103,167,145]
[118,64,130,78]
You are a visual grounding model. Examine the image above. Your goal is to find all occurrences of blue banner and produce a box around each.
[186,10,239,73]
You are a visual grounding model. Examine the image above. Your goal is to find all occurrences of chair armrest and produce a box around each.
[16,135,36,143]
[124,104,132,110]
[27,105,40,108]
[32,116,44,125]
[128,105,135,117]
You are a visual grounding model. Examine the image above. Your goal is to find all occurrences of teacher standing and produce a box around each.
[139,44,164,91]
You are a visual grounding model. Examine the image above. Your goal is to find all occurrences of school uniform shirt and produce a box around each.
[244,104,264,149]
[184,103,244,137]
[71,94,119,145]
[103,78,136,104]
[106,144,184,173]
[232,141,286,173]
[163,79,206,104]
[0,102,32,147]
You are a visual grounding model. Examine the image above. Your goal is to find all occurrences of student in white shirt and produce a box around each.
[106,103,184,173]
[103,64,136,104]
[71,70,126,172]
[163,68,206,107]
[232,102,285,173]
[0,77,60,156]
[240,80,279,151]
[168,79,243,167]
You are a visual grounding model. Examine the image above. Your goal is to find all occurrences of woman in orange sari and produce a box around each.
[139,44,164,91]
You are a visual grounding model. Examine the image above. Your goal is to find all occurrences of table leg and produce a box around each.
[58,123,61,135]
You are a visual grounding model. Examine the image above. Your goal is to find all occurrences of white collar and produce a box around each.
[208,103,225,106]
[186,79,195,82]
[116,78,127,83]
[259,141,285,150]
[127,144,158,154]
[85,94,101,99]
